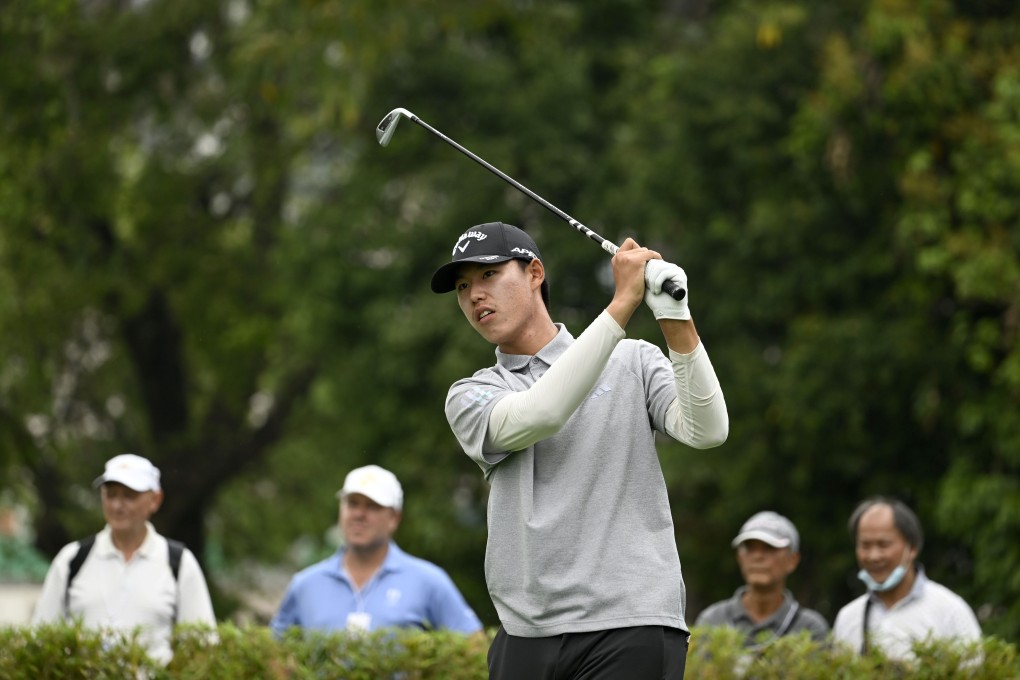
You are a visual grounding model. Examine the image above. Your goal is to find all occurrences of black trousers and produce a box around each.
[487,625,689,680]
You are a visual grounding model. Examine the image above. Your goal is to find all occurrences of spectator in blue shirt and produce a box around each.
[271,465,483,636]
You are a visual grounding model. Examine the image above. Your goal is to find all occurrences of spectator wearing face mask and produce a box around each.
[832,496,981,660]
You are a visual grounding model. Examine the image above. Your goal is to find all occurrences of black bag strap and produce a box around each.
[64,535,97,615]
[167,539,184,581]
[167,539,185,625]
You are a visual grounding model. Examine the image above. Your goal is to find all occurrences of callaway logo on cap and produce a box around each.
[453,230,489,254]
[431,222,542,293]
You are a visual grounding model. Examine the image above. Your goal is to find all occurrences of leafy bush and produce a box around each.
[686,625,1020,679]
[166,624,489,680]
[1,622,1017,679]
[0,623,159,679]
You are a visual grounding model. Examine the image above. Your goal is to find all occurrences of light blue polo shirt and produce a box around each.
[271,542,482,635]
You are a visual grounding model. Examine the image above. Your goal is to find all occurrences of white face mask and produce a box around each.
[858,565,906,592]
[858,546,912,592]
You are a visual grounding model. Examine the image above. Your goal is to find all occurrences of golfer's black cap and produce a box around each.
[430,222,542,294]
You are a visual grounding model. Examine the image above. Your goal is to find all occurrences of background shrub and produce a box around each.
[0,623,1016,679]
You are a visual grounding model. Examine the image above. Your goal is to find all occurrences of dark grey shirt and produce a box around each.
[695,587,830,645]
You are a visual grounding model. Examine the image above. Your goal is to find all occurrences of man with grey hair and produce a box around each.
[832,496,981,660]
[695,511,829,646]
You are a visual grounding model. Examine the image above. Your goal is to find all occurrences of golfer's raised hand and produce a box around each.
[607,238,661,328]
[644,260,690,321]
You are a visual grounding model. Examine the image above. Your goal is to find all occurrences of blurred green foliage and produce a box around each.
[2,622,1017,679]
[0,0,1017,642]
[686,625,1019,680]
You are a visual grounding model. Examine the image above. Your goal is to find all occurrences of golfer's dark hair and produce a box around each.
[848,496,924,552]
[515,259,551,311]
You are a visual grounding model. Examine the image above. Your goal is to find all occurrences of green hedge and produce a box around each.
[686,627,1019,680]
[1,623,1016,679]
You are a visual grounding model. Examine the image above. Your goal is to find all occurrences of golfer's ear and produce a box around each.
[527,258,545,285]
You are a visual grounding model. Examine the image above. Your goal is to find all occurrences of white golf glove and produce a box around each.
[644,259,690,321]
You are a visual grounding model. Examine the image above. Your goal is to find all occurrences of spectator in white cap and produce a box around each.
[32,453,216,665]
[271,464,482,636]
[694,511,829,646]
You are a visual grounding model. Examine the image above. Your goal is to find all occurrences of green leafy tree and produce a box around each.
[593,0,1019,637]
[2,0,1017,638]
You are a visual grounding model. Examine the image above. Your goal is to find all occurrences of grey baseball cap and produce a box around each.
[732,511,800,552]
[430,222,541,294]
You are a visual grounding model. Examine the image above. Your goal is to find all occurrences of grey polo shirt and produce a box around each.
[695,587,830,645]
[447,322,689,637]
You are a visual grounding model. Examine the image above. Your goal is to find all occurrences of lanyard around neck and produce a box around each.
[861,596,874,654]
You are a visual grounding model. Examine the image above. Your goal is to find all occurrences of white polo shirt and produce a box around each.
[32,522,216,665]
[832,569,981,660]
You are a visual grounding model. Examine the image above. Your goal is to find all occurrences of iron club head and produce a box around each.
[376,107,415,146]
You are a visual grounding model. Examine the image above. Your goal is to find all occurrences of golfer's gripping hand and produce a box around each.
[607,239,660,327]
[644,259,691,321]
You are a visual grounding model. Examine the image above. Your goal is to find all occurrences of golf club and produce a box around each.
[376,107,686,301]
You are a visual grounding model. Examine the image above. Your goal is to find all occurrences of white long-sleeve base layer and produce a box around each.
[487,311,727,453]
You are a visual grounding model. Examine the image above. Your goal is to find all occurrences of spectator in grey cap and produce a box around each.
[695,511,829,646]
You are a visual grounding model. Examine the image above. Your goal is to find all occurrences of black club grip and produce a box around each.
[663,279,687,301]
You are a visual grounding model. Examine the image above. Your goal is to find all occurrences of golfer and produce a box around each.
[431,221,728,679]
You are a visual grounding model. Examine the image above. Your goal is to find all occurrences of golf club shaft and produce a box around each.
[408,117,617,252]
[391,111,685,301]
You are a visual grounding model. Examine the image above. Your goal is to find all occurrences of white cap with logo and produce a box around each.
[337,465,403,510]
[731,510,800,552]
[92,453,162,492]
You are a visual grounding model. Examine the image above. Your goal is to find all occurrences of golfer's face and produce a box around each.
[101,483,161,534]
[340,493,399,551]
[455,260,540,352]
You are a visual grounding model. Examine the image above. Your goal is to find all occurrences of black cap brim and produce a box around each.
[430,254,516,293]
